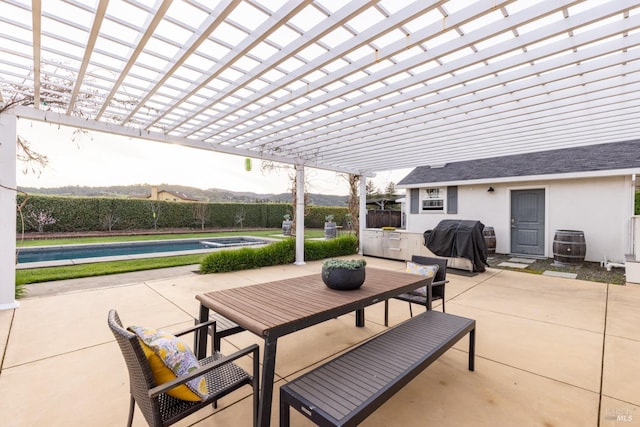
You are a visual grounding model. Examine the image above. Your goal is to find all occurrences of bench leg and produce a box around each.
[279,399,290,427]
[468,328,475,371]
[384,300,389,327]
[355,308,365,327]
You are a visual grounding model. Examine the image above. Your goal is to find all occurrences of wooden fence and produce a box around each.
[366,210,402,228]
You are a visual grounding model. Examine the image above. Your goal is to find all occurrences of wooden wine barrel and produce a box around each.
[483,226,496,255]
[552,230,586,266]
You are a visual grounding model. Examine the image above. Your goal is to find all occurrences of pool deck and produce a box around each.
[2,256,640,426]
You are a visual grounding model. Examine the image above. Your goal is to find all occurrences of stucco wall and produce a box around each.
[404,175,633,263]
[158,191,180,202]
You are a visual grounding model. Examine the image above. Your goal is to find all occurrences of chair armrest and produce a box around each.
[148,343,260,398]
[172,319,217,337]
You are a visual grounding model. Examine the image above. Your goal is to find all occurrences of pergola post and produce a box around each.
[294,164,305,265]
[0,113,19,310]
[358,175,366,255]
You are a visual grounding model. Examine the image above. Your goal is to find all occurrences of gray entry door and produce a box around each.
[511,189,545,255]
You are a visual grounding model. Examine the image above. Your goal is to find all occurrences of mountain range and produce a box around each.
[18,184,350,206]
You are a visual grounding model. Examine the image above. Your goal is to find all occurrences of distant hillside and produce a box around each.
[18,184,350,207]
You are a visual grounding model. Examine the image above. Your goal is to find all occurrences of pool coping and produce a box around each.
[15,236,280,269]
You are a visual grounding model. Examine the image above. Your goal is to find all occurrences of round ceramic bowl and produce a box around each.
[321,266,366,290]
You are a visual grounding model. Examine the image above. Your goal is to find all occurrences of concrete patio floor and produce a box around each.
[1,257,639,427]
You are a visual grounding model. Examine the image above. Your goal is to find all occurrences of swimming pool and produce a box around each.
[16,236,275,267]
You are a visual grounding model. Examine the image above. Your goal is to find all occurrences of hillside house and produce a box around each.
[133,185,199,203]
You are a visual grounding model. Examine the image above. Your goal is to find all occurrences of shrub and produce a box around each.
[15,282,25,299]
[200,248,253,273]
[200,235,358,273]
[253,239,295,267]
[304,235,359,260]
[16,194,347,232]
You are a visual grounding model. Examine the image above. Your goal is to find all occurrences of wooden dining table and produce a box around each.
[195,267,432,427]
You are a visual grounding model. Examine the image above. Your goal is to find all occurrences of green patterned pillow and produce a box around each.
[128,325,207,401]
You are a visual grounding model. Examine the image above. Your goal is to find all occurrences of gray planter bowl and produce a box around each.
[321,266,366,290]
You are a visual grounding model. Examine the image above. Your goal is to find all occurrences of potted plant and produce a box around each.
[282,213,292,236]
[321,258,367,290]
[324,214,337,239]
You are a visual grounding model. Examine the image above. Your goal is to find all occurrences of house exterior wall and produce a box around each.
[157,191,181,202]
[404,175,633,263]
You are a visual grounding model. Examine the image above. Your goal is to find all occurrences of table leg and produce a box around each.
[468,327,476,371]
[258,337,278,427]
[196,304,209,360]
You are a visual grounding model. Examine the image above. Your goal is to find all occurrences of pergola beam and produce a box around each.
[242,0,633,153]
[121,0,243,125]
[189,0,447,140]
[213,0,523,147]
[66,0,108,115]
[10,105,370,176]
[154,0,315,133]
[314,54,640,164]
[0,0,635,188]
[95,0,173,120]
[31,0,41,108]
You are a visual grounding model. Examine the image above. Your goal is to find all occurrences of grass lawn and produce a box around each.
[15,229,327,292]
[16,254,205,286]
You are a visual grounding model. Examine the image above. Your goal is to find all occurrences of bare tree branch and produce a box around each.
[16,135,48,176]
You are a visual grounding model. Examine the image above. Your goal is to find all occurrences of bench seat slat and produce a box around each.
[280,310,475,427]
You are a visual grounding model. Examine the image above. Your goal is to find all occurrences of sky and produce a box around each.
[15,119,410,196]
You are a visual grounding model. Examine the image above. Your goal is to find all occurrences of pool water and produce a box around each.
[17,237,272,264]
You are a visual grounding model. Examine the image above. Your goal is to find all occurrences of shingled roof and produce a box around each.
[397,140,640,187]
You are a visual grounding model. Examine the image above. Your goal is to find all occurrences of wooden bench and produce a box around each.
[279,310,475,427]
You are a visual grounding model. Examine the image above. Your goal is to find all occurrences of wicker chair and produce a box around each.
[384,255,449,326]
[108,309,259,427]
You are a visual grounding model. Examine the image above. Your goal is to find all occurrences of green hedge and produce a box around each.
[16,194,347,232]
[200,235,358,273]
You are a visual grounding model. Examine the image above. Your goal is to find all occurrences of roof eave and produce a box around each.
[395,168,640,188]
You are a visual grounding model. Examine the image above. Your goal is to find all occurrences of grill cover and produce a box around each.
[424,220,489,272]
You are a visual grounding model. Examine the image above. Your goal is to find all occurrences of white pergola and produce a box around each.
[1,0,639,308]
